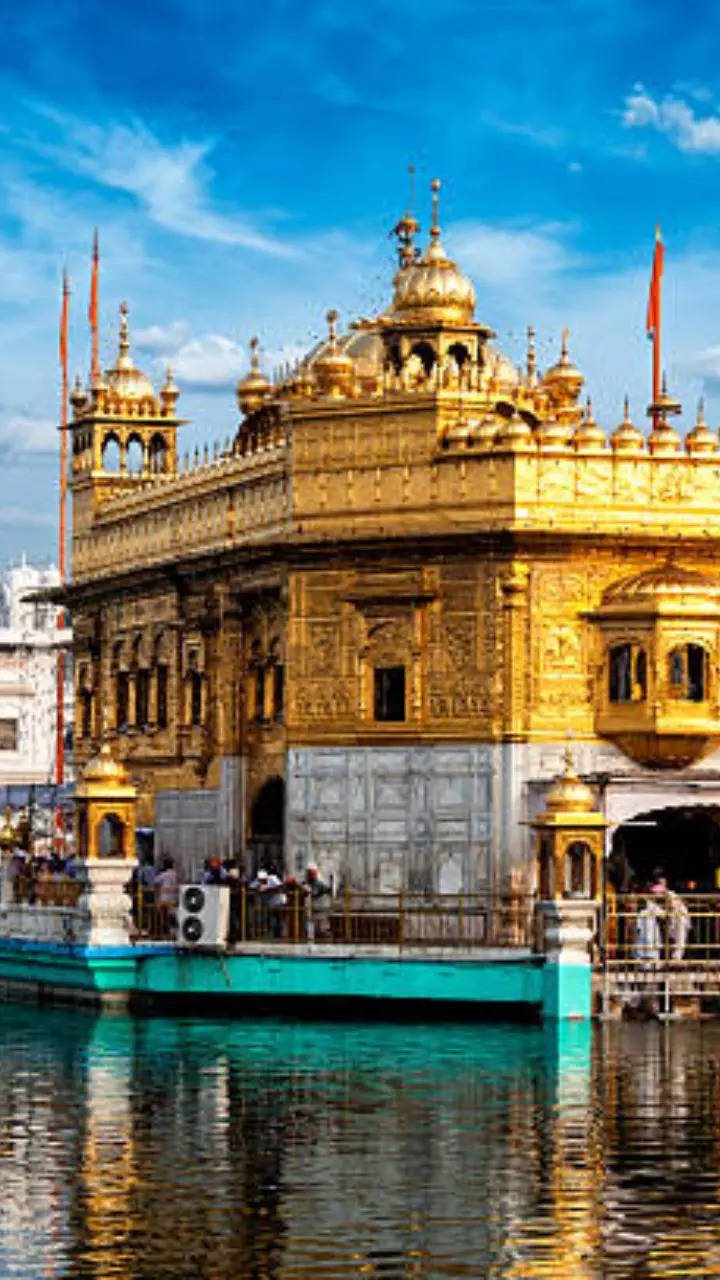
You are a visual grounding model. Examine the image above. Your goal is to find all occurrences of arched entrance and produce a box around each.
[249,775,285,878]
[609,806,720,892]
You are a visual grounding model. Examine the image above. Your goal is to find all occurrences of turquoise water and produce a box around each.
[1,1007,720,1277]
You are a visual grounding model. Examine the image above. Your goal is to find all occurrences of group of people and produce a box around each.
[125,852,331,943]
[632,870,692,965]
[5,848,83,905]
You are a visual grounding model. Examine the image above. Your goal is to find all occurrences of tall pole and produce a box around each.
[89,228,99,384]
[652,226,661,408]
[56,271,70,793]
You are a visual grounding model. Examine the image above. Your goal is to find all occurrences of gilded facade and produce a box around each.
[65,183,720,888]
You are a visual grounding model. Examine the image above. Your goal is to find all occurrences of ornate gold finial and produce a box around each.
[561,327,570,360]
[391,165,420,266]
[249,336,260,371]
[119,301,129,360]
[526,326,537,385]
[623,393,630,419]
[430,178,441,241]
[697,396,705,425]
[326,309,339,353]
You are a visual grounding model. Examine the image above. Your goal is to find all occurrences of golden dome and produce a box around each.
[485,346,519,391]
[237,337,272,416]
[545,746,595,814]
[537,416,571,449]
[313,310,355,396]
[610,397,645,453]
[495,409,534,450]
[391,180,476,325]
[543,329,584,403]
[82,741,130,786]
[647,413,681,455]
[602,560,720,606]
[686,399,719,456]
[105,303,156,402]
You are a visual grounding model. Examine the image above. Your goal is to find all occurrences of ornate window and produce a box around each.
[374,666,406,722]
[669,643,708,702]
[609,644,647,703]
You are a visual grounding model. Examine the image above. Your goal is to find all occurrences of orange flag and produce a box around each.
[89,228,99,379]
[646,226,663,339]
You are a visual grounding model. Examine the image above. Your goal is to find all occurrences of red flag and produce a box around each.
[646,226,663,339]
[59,269,69,370]
[89,228,99,379]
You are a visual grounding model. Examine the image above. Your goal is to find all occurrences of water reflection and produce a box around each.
[3,1009,720,1276]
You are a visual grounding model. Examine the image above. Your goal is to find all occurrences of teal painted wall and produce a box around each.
[0,942,593,1020]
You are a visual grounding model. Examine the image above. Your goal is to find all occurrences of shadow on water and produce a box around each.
[2,1005,720,1277]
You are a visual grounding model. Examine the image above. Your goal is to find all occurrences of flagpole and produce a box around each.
[652,225,661,412]
[90,228,99,384]
[56,270,70,798]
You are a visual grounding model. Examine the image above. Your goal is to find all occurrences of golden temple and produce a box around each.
[64,181,720,890]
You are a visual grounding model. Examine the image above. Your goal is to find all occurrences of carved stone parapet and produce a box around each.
[540,898,599,965]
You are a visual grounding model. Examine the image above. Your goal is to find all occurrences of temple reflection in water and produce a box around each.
[3,1009,720,1276]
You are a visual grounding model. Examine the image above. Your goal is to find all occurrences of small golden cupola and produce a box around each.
[391,180,476,325]
[236,337,272,417]
[313,310,355,397]
[542,329,584,422]
[647,373,682,454]
[105,303,159,411]
[610,396,645,454]
[686,398,719,456]
[572,397,607,450]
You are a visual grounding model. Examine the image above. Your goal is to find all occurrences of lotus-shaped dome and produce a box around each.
[391,179,475,324]
[105,303,156,402]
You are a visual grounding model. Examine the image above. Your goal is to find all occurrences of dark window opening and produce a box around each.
[156,665,168,729]
[273,664,284,722]
[0,719,17,751]
[688,643,706,702]
[374,666,406,722]
[116,672,129,731]
[609,645,632,702]
[669,644,708,702]
[190,671,203,727]
[136,669,150,728]
[254,667,266,722]
[635,649,647,699]
[81,691,92,738]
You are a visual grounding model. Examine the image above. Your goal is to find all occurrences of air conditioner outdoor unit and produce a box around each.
[178,884,230,949]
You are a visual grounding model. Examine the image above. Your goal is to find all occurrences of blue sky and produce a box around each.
[4,0,720,559]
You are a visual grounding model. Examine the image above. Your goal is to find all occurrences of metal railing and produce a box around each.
[230,888,537,950]
[604,893,720,968]
[8,875,84,908]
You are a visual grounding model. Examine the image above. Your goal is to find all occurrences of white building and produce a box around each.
[0,559,73,790]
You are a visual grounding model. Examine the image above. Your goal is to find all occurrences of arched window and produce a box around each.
[609,644,647,703]
[669,644,709,702]
[565,841,592,897]
[609,644,632,702]
[149,434,167,474]
[102,435,121,473]
[98,813,124,858]
[447,341,470,369]
[190,671,203,726]
[126,436,143,475]
[409,341,436,376]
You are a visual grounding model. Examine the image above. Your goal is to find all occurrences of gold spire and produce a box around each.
[686,395,719,456]
[430,178,440,242]
[573,395,606,450]
[526,326,537,387]
[610,395,644,453]
[391,165,420,267]
[236,336,271,417]
[543,328,583,406]
[313,309,354,397]
[118,301,130,366]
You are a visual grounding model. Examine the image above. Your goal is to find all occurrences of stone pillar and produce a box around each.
[79,860,133,947]
[540,898,599,1020]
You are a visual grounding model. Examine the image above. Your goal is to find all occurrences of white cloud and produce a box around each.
[134,320,191,357]
[29,108,297,257]
[0,506,56,528]
[447,220,576,289]
[622,87,720,154]
[172,334,244,389]
[0,414,57,456]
